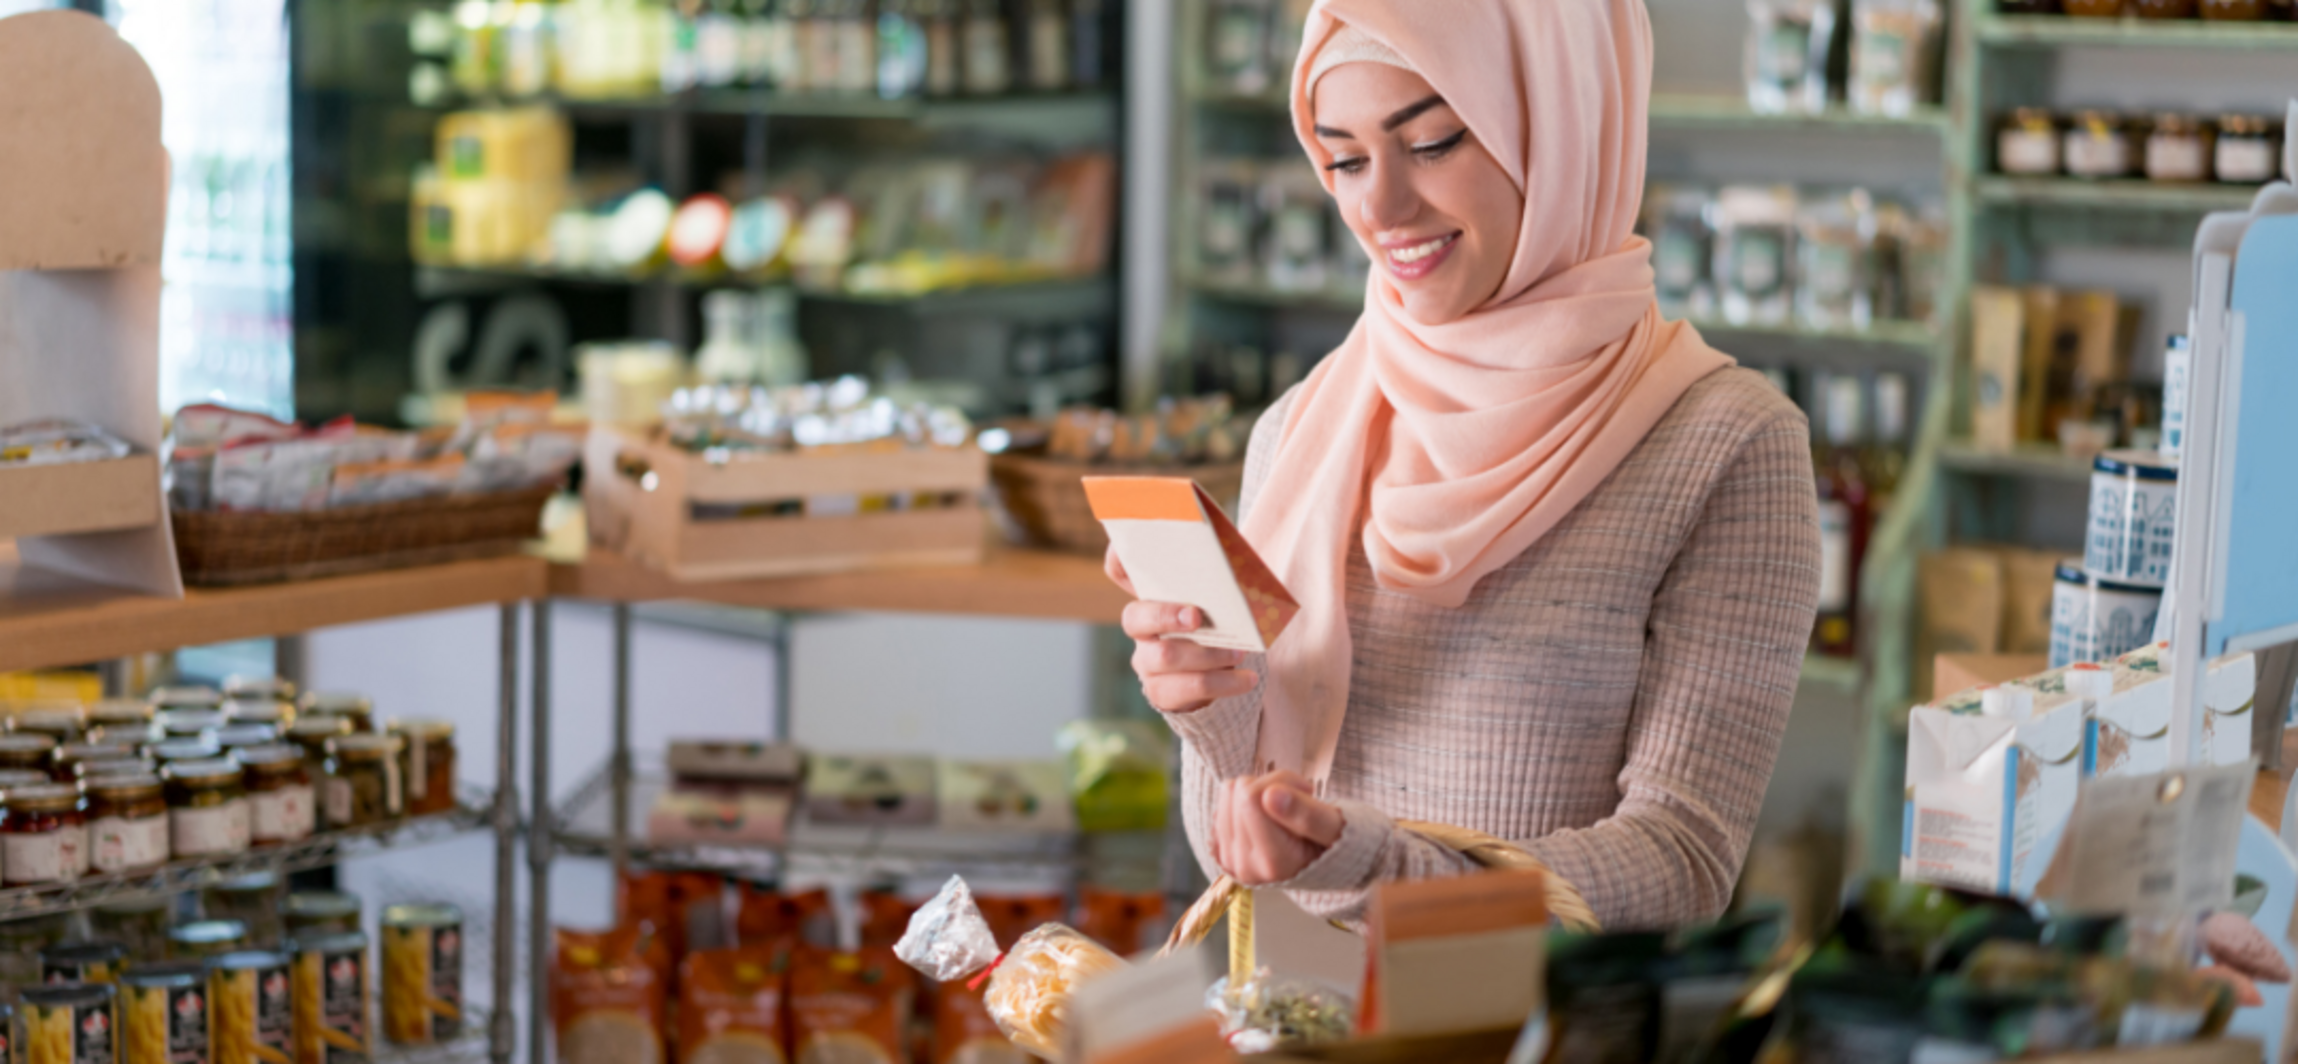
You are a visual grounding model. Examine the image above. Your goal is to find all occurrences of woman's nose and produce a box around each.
[1358,158,1418,231]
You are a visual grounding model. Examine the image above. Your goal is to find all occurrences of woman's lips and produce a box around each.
[1383,232,1459,281]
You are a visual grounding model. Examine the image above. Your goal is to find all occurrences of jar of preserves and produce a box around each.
[298,692,374,733]
[2134,0,2198,12]
[83,699,154,746]
[287,717,350,769]
[222,699,287,731]
[2065,111,2137,178]
[2062,0,2126,15]
[12,705,84,747]
[324,735,404,830]
[238,745,314,847]
[2202,0,2268,15]
[222,675,297,706]
[0,783,86,884]
[213,724,279,759]
[150,739,222,767]
[40,941,126,984]
[90,898,171,962]
[1999,108,2063,175]
[164,758,250,859]
[76,758,155,783]
[0,735,55,774]
[0,769,50,791]
[167,919,247,960]
[85,772,168,875]
[50,742,138,784]
[286,891,363,937]
[2146,113,2215,181]
[205,872,287,949]
[389,719,457,817]
[1997,0,2062,11]
[147,685,223,713]
[156,709,225,743]
[2217,114,2284,183]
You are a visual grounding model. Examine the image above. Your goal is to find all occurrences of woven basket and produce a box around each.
[988,453,1246,555]
[1158,819,1600,959]
[171,484,557,587]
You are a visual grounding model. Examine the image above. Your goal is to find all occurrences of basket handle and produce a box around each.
[1157,821,1601,959]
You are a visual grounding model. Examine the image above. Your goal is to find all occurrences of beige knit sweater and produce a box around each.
[1162,367,1821,931]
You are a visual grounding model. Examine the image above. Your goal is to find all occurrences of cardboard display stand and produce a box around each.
[0,10,186,598]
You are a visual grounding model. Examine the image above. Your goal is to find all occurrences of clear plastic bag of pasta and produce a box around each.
[896,876,1128,1059]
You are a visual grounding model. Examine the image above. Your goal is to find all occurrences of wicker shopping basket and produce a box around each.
[171,484,557,586]
[988,452,1246,555]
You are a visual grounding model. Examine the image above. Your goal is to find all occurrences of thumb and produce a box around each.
[1260,784,1344,847]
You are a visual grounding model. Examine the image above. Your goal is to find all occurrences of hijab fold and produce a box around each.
[1241,0,1735,786]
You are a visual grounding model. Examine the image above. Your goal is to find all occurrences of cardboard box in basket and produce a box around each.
[584,423,988,581]
[1902,680,2085,898]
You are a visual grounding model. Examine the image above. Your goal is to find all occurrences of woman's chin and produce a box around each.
[1393,288,1475,326]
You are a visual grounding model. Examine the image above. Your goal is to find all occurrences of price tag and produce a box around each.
[2043,760,2254,917]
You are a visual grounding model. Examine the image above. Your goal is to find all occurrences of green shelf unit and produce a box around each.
[535,88,1118,124]
[1976,12,2298,50]
[1647,94,1953,137]
[1975,176,2271,214]
[1937,440,2097,483]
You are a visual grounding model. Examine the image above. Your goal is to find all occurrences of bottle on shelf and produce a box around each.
[787,0,823,92]
[834,0,877,95]
[1861,370,1909,515]
[921,0,960,95]
[1025,0,1069,91]
[1206,0,1272,96]
[876,0,929,98]
[698,0,747,87]
[696,290,762,383]
[1067,0,1105,89]
[961,0,1013,95]
[1811,372,1872,659]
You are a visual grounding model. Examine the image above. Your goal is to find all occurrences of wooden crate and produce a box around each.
[0,454,160,539]
[584,424,989,582]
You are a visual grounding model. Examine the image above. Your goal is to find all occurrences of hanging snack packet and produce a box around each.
[788,945,911,1064]
[896,876,1127,1059]
[552,926,671,1064]
[677,945,790,1064]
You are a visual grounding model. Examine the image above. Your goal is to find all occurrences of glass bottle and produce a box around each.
[1208,0,1271,96]
[1068,0,1105,89]
[695,290,763,383]
[737,0,775,86]
[786,0,821,92]
[1025,0,1068,90]
[835,0,877,94]
[662,0,702,92]
[961,0,1012,94]
[767,0,805,90]
[1811,373,1871,658]
[698,0,746,86]
[876,0,928,97]
[921,0,960,95]
[1862,371,1910,512]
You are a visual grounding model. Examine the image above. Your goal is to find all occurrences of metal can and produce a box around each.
[379,904,461,1046]
[40,941,125,985]
[121,962,209,1064]
[292,932,371,1064]
[210,951,295,1064]
[17,982,117,1064]
[283,893,361,939]
[168,920,249,962]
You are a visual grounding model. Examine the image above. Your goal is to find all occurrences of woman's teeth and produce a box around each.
[1389,234,1455,264]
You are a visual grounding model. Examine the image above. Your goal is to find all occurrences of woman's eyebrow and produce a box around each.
[1381,94,1447,131]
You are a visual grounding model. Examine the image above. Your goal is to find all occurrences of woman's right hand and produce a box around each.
[1109,547,1258,714]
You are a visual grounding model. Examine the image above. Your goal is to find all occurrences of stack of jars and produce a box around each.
[1997,108,2289,185]
[0,678,460,888]
[1999,0,2294,21]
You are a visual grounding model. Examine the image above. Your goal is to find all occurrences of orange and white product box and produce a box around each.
[1081,477,1297,654]
[1902,681,2085,898]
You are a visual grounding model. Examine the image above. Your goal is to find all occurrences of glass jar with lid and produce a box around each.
[286,891,363,937]
[40,941,126,984]
[150,739,223,767]
[2065,111,2138,179]
[205,872,287,949]
[213,724,279,759]
[167,919,247,960]
[147,685,223,712]
[2146,113,2215,181]
[2062,0,2123,13]
[0,735,55,774]
[155,708,225,743]
[223,699,288,731]
[389,719,458,817]
[1998,109,2063,175]
[0,782,87,884]
[86,772,169,875]
[324,735,404,829]
[164,758,251,859]
[2133,0,2198,13]
[2201,0,2268,16]
[223,675,297,706]
[84,699,155,746]
[0,769,50,792]
[239,744,315,847]
[12,705,84,747]
[51,741,139,784]
[287,717,351,769]
[2216,115,2284,184]
[76,758,155,784]
[297,692,374,733]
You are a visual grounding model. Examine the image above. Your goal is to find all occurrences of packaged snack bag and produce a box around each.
[737,886,834,951]
[622,871,730,961]
[552,926,670,1064]
[678,945,790,1064]
[788,945,911,1064]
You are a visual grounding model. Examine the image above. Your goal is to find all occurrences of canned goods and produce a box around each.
[40,942,125,985]
[379,904,462,1046]
[2085,449,2179,588]
[17,981,116,1064]
[210,951,295,1064]
[2050,560,2163,668]
[121,962,209,1064]
[168,920,249,962]
[284,893,361,938]
[292,932,371,1064]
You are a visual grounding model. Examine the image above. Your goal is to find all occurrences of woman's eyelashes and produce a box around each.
[1322,129,1468,177]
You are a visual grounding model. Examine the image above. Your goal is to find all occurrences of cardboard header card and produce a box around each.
[1082,477,1299,654]
[1361,870,1549,1038]
[0,10,167,270]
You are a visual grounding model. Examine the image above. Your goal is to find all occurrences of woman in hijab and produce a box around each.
[1112,0,1823,929]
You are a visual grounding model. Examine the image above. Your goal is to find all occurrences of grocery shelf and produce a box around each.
[547,545,1130,625]
[1688,317,1943,356]
[549,759,1081,881]
[414,264,1112,313]
[0,548,548,675]
[1974,176,2269,214]
[1937,440,2098,483]
[535,88,1116,124]
[1800,653,1862,695]
[1977,13,2298,50]
[1648,94,1951,137]
[0,796,492,920]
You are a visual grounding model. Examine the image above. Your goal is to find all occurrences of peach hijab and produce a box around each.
[1243,0,1734,784]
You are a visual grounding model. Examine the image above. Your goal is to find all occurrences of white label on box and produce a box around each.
[252,784,315,843]
[91,814,169,873]
[172,798,250,856]
[3,827,83,885]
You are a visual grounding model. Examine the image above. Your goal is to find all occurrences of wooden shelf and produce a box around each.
[0,548,549,674]
[1938,440,2097,482]
[547,545,1129,624]
[1979,13,2298,51]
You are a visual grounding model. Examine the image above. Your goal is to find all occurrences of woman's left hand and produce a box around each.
[1212,770,1346,885]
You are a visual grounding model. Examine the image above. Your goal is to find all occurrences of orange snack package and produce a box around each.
[622,871,729,960]
[788,945,912,1064]
[1072,888,1168,957]
[737,885,835,950]
[553,926,672,1064]
[677,945,791,1064]
[858,890,920,948]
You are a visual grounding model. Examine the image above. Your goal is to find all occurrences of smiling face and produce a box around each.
[1312,63,1523,325]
